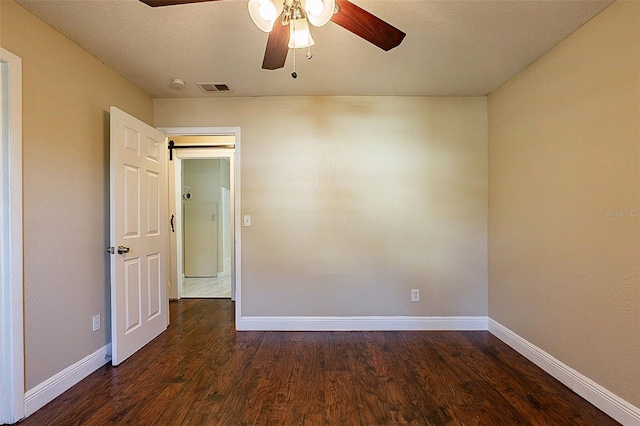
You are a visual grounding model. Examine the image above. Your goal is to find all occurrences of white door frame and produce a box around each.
[158,127,241,315]
[0,47,25,424]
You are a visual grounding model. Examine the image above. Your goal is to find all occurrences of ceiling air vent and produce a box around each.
[196,82,232,93]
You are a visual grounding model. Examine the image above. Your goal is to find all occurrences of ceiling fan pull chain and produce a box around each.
[291,14,298,79]
[292,45,297,79]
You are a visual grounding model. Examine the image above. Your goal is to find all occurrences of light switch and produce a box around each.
[243,215,252,227]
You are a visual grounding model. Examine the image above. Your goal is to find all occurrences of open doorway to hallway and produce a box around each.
[181,158,232,298]
[162,130,239,303]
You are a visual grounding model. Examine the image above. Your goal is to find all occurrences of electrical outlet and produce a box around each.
[92,314,101,332]
[411,289,420,302]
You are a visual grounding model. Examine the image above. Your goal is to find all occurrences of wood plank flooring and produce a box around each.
[19,299,619,425]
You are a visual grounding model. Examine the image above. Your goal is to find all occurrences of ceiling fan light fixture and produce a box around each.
[305,0,323,16]
[288,17,315,49]
[304,0,335,27]
[248,0,283,32]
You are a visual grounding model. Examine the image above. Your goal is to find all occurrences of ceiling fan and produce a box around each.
[139,0,406,73]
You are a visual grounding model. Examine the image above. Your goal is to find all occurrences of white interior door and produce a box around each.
[109,106,168,366]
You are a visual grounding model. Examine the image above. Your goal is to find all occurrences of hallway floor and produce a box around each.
[182,276,231,298]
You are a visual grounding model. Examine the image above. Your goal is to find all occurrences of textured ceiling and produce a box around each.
[15,0,614,98]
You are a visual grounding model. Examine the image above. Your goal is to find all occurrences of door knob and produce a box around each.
[117,245,130,255]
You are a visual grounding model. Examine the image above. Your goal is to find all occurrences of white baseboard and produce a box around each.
[24,344,111,417]
[236,315,488,331]
[488,319,640,426]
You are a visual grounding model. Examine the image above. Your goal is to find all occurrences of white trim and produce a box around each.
[236,315,488,331]
[157,126,240,137]
[0,47,24,424]
[24,344,112,417]
[489,319,640,426]
[174,159,184,298]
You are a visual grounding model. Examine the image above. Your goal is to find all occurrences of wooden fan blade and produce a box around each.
[262,15,290,70]
[331,0,406,51]
[140,0,221,7]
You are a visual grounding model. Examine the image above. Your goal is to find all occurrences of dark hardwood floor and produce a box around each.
[19,299,618,425]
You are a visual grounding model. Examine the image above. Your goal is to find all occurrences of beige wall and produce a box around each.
[488,0,639,407]
[155,96,488,317]
[0,1,153,389]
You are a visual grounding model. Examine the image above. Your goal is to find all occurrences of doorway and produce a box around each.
[181,158,232,298]
[158,128,240,305]
[0,47,24,423]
